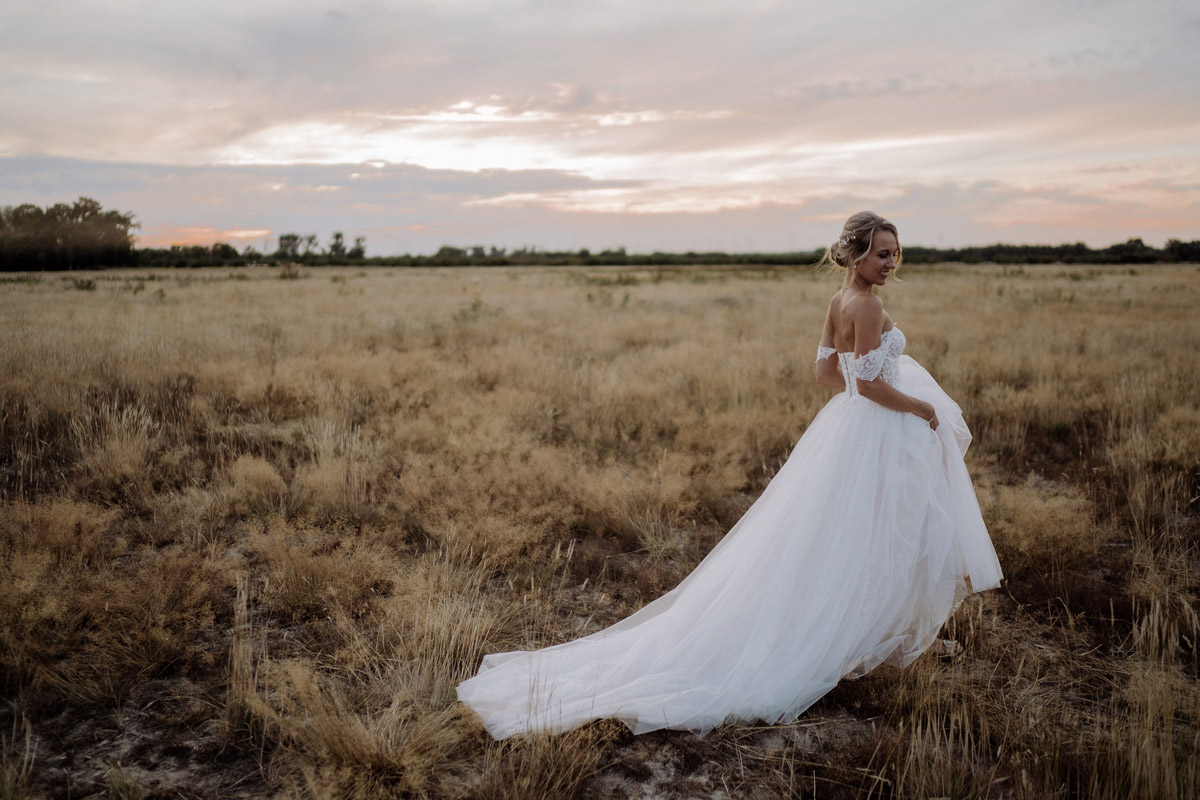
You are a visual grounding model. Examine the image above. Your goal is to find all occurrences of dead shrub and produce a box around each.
[469,726,612,800]
[0,396,77,501]
[73,401,160,506]
[227,454,292,518]
[249,517,397,622]
[43,549,220,705]
[0,499,121,689]
[295,421,388,525]
[1,518,220,705]
[978,473,1114,613]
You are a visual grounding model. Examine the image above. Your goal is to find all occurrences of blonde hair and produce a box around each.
[816,211,903,273]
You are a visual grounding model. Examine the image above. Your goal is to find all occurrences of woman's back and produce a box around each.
[824,288,891,355]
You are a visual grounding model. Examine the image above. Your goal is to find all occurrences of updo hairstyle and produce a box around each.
[817,211,903,273]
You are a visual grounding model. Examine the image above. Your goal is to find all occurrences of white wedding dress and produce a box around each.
[457,326,1003,739]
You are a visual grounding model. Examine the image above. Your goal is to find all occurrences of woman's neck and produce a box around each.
[843,273,874,294]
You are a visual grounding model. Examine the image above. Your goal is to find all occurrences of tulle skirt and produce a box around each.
[456,356,1003,739]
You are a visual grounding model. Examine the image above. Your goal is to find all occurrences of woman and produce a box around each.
[457,211,1003,739]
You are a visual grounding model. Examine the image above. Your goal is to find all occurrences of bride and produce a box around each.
[457,211,1004,739]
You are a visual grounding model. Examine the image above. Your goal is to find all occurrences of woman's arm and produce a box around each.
[857,374,938,429]
[851,299,939,428]
[816,354,843,389]
[815,297,845,389]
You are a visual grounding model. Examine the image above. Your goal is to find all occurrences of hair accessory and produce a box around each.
[839,234,855,246]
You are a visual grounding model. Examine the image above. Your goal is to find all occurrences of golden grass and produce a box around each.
[1,713,35,800]
[0,263,1197,798]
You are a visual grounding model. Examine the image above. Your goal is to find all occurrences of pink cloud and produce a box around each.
[136,225,273,248]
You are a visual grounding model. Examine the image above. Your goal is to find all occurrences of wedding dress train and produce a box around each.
[456,327,1003,738]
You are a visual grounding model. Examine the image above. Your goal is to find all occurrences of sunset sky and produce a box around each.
[2,0,1197,255]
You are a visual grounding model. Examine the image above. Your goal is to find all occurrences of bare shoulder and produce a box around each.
[846,293,886,355]
[844,292,884,324]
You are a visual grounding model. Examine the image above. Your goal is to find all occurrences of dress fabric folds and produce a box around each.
[456,327,1003,739]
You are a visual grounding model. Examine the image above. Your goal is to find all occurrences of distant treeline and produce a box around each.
[113,238,1200,270]
[3,198,1200,270]
[354,239,1200,267]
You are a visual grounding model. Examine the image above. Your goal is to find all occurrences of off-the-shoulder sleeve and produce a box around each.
[849,344,886,381]
[816,345,837,362]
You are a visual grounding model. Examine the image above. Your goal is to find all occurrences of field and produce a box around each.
[1,263,1197,799]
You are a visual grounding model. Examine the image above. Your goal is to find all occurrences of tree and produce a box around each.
[349,236,366,259]
[275,233,301,259]
[1105,238,1158,264]
[0,197,137,269]
[435,246,465,262]
[1165,238,1200,262]
[210,242,238,260]
[329,232,346,258]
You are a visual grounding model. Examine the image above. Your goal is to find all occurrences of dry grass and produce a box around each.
[0,263,1197,798]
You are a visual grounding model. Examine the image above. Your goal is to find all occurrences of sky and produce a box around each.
[1,0,1198,255]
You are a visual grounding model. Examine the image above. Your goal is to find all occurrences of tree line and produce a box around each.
[137,231,368,268]
[366,239,1200,267]
[3,198,1199,271]
[0,198,137,269]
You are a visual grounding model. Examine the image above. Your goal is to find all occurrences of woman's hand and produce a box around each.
[915,400,939,430]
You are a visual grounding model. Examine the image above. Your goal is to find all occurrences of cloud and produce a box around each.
[4,156,1194,255]
[138,225,274,248]
[0,1,1196,250]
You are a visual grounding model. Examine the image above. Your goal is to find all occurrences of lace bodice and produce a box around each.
[815,327,906,397]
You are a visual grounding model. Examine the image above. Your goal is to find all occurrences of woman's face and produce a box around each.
[856,230,898,286]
